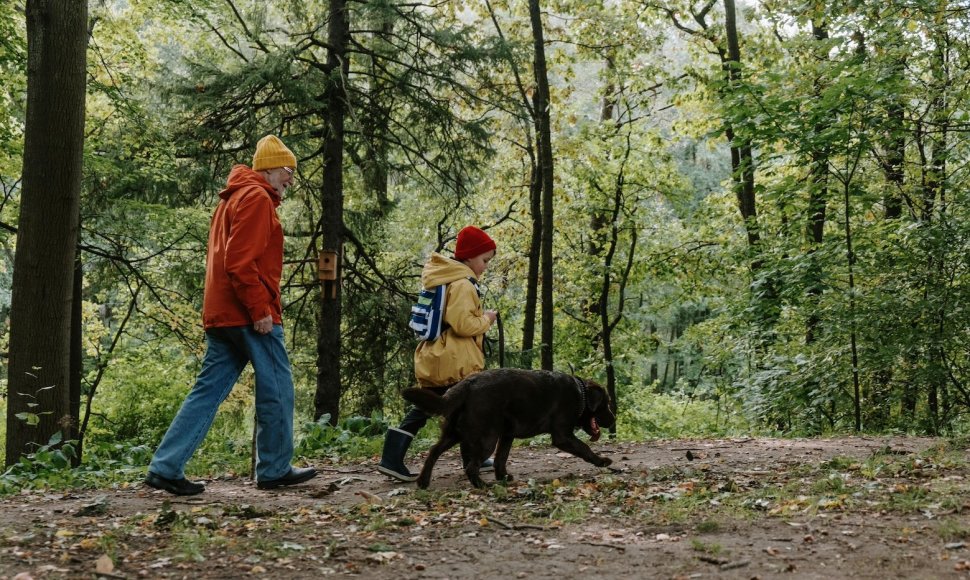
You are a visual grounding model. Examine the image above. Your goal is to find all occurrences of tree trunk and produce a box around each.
[882,54,905,221]
[842,180,861,432]
[593,68,630,435]
[723,0,759,250]
[5,0,88,465]
[804,20,830,346]
[314,0,349,425]
[924,26,950,433]
[355,9,395,414]
[658,1,774,332]
[521,160,541,368]
[69,245,82,465]
[722,0,779,331]
[362,12,394,217]
[528,0,555,371]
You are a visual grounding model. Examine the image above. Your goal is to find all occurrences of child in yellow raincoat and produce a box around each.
[378,226,498,481]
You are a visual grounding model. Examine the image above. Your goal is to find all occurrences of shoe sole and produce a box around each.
[145,475,204,496]
[377,465,417,482]
[256,470,318,490]
[463,463,494,472]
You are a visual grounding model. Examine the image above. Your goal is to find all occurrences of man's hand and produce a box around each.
[254,315,274,335]
[484,310,498,324]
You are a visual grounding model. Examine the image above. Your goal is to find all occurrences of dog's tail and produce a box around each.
[402,387,459,416]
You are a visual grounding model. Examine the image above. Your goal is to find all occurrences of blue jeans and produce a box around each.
[149,325,295,481]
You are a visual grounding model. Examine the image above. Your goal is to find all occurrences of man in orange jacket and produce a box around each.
[145,135,316,495]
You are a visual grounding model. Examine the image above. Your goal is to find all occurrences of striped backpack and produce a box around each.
[408,277,478,341]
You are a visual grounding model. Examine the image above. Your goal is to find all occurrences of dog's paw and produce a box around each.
[416,477,431,490]
[596,456,613,467]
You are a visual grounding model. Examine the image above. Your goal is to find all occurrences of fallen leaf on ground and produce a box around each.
[367,551,401,563]
[95,554,114,574]
[356,490,383,504]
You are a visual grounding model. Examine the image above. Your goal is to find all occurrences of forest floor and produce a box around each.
[1,436,969,579]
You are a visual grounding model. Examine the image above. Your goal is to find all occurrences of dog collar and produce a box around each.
[573,376,587,418]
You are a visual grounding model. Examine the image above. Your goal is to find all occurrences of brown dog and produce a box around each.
[402,368,616,489]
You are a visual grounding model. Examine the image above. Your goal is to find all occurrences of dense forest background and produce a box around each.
[1,0,969,475]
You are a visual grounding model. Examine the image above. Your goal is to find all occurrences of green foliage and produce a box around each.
[0,433,77,494]
[0,433,152,496]
[617,382,754,439]
[86,345,201,446]
[296,413,387,459]
[0,0,26,175]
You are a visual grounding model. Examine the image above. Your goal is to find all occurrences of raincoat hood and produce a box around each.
[202,164,284,329]
[421,252,477,289]
[219,164,281,207]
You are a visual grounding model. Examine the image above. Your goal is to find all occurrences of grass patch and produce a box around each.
[696,520,721,533]
[690,539,724,555]
[549,500,590,523]
[171,527,226,563]
[819,456,858,471]
[811,472,853,495]
[884,484,931,512]
[937,518,970,542]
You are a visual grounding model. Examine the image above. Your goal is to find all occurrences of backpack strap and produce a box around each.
[466,276,481,298]
[440,277,480,331]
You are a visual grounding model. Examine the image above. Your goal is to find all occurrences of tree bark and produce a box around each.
[521,159,542,368]
[528,0,555,371]
[720,0,781,338]
[804,20,830,345]
[723,0,759,250]
[361,12,394,218]
[923,24,950,433]
[593,62,627,434]
[6,0,88,465]
[314,0,349,425]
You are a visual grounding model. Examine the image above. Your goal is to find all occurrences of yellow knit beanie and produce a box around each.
[252,135,297,171]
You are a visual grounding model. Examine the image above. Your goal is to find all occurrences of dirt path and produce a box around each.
[1,436,969,579]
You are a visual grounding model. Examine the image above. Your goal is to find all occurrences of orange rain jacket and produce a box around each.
[202,165,283,329]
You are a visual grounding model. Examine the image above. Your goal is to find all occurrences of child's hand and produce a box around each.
[485,310,498,324]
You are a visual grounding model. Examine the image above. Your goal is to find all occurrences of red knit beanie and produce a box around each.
[454,226,497,261]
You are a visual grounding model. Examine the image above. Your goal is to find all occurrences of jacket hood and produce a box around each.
[219,164,281,206]
[421,252,476,288]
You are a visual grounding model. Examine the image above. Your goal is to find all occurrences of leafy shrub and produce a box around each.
[296,412,387,459]
[616,381,753,438]
[0,432,152,496]
[86,346,200,447]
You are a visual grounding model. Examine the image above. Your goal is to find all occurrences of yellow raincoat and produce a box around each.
[414,252,492,387]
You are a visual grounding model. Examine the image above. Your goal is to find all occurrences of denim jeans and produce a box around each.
[149,325,295,481]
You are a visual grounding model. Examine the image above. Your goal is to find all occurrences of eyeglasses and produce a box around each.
[281,167,295,176]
